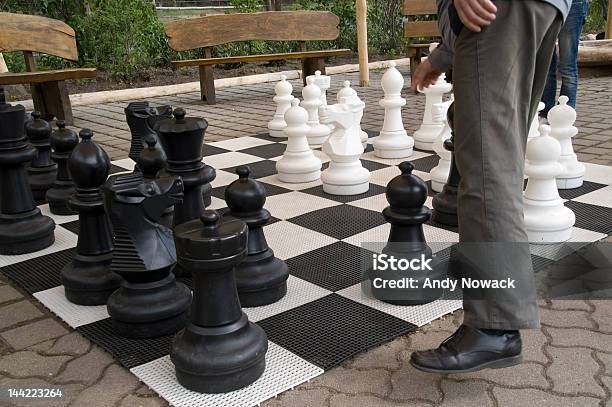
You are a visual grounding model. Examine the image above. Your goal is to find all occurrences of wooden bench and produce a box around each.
[404,0,440,78]
[0,12,96,124]
[165,11,352,104]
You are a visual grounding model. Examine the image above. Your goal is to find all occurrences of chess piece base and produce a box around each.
[0,209,55,255]
[268,128,287,138]
[46,186,77,215]
[413,125,443,152]
[61,253,121,305]
[236,250,289,307]
[430,179,445,193]
[524,200,575,244]
[556,176,584,190]
[323,181,369,195]
[432,208,458,227]
[277,169,321,184]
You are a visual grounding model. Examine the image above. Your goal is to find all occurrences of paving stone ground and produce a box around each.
[0,70,611,407]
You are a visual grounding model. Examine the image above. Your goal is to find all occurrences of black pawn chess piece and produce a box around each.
[138,135,174,229]
[369,161,443,306]
[61,129,121,305]
[0,103,55,254]
[103,171,191,338]
[125,101,172,172]
[26,111,57,201]
[432,102,459,227]
[46,121,78,215]
[172,210,268,393]
[224,166,289,306]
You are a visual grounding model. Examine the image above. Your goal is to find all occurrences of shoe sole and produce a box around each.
[410,354,523,374]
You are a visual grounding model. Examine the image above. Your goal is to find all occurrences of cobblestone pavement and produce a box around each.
[0,70,611,407]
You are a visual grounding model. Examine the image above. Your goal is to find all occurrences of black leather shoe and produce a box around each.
[410,325,522,374]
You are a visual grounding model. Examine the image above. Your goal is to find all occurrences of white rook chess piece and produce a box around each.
[548,95,585,189]
[430,98,454,192]
[373,62,414,158]
[524,124,575,243]
[319,96,369,195]
[336,81,368,148]
[268,75,294,138]
[301,76,330,145]
[308,70,331,107]
[528,102,546,140]
[276,99,322,183]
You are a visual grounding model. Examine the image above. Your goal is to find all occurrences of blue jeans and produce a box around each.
[541,0,588,115]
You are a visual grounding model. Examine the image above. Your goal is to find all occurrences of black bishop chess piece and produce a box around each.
[61,129,121,305]
[103,171,191,338]
[138,135,174,229]
[125,101,172,172]
[432,102,459,227]
[46,121,79,215]
[172,210,268,393]
[0,103,55,254]
[26,111,57,201]
[369,161,443,306]
[224,166,289,306]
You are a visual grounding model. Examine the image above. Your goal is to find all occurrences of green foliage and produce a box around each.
[229,0,262,13]
[584,0,608,34]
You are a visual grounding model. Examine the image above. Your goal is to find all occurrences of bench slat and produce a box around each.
[172,49,352,68]
[404,0,438,15]
[0,68,97,85]
[405,21,440,38]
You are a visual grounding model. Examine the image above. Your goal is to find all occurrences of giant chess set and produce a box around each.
[1,62,611,406]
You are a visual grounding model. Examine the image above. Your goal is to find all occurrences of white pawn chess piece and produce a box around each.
[319,96,370,195]
[336,81,368,148]
[528,102,546,140]
[308,70,331,107]
[276,99,322,183]
[524,124,575,243]
[301,76,330,145]
[373,62,414,158]
[430,98,454,192]
[547,95,585,189]
[268,75,294,138]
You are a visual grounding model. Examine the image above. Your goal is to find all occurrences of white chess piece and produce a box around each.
[308,70,331,107]
[528,102,546,140]
[430,98,454,192]
[301,76,330,145]
[276,99,322,183]
[373,62,414,158]
[336,81,368,148]
[268,75,294,138]
[524,124,575,243]
[319,97,370,195]
[547,95,585,189]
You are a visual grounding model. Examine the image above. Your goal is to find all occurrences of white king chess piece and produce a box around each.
[528,102,546,140]
[523,124,575,243]
[301,76,331,145]
[268,75,294,138]
[276,99,322,183]
[373,62,414,158]
[336,81,368,148]
[308,70,331,107]
[547,95,585,189]
[319,96,370,195]
[430,97,454,192]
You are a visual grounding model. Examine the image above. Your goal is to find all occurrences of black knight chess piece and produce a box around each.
[103,171,191,338]
[432,102,459,227]
[26,111,57,201]
[0,103,55,254]
[61,129,121,305]
[172,210,268,393]
[125,101,172,172]
[138,135,174,229]
[224,166,289,306]
[46,121,78,215]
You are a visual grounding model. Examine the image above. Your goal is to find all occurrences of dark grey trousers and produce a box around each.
[453,1,563,329]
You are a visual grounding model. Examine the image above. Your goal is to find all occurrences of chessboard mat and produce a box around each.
[2,131,611,407]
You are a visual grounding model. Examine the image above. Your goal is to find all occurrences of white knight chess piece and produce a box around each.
[430,97,454,192]
[301,76,331,145]
[268,75,294,138]
[336,81,368,148]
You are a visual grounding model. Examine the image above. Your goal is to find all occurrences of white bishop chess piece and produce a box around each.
[276,99,322,183]
[336,81,368,149]
[373,62,414,158]
[523,124,575,243]
[430,97,454,192]
[308,70,331,107]
[268,75,294,138]
[319,96,370,195]
[528,102,546,140]
[548,95,585,189]
[301,76,331,145]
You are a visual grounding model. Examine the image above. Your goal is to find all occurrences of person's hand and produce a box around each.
[411,59,441,92]
[454,0,497,32]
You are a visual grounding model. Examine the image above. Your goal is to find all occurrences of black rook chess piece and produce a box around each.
[26,111,57,201]
[103,172,191,338]
[432,102,459,227]
[46,121,79,215]
[224,166,289,306]
[61,129,121,305]
[125,101,172,172]
[172,210,268,393]
[0,103,55,254]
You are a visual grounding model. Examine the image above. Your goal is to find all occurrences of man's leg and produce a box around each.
[542,51,559,116]
[557,0,588,108]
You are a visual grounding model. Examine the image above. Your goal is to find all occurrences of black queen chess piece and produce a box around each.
[125,101,172,172]
[103,171,191,338]
[26,111,57,201]
[172,210,268,393]
[61,129,121,305]
[0,103,55,254]
[46,121,79,215]
[432,102,459,227]
[224,166,289,306]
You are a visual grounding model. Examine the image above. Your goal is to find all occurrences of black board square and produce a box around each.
[239,143,288,159]
[252,132,282,142]
[412,155,440,173]
[257,294,417,370]
[288,205,386,240]
[361,159,390,172]
[565,201,612,235]
[558,181,607,200]
[202,144,231,157]
[532,254,556,273]
[110,164,130,175]
[1,248,74,293]
[224,160,279,179]
[300,183,386,204]
[60,220,80,235]
[364,144,375,153]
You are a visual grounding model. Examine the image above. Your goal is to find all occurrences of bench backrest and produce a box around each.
[165,11,341,52]
[404,0,439,39]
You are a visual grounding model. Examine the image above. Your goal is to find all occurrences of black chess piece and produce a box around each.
[0,103,55,254]
[172,210,268,393]
[432,102,459,227]
[224,165,289,306]
[61,129,121,305]
[46,121,78,215]
[26,111,57,201]
[125,101,172,172]
[369,161,443,306]
[138,135,174,229]
[103,171,191,338]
